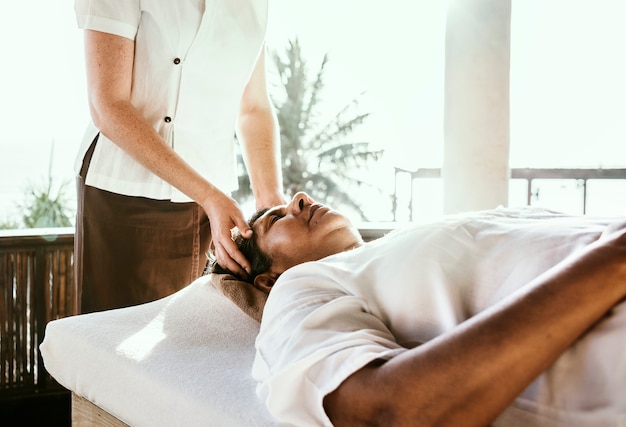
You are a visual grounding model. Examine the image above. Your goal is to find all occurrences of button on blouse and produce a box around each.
[74,0,269,202]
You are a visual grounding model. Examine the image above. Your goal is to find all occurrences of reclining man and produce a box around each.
[211,191,626,426]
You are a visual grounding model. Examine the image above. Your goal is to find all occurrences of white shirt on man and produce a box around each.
[253,207,626,426]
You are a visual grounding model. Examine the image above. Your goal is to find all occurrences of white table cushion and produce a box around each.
[41,276,281,427]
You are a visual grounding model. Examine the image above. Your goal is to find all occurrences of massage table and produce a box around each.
[41,274,280,426]
[41,216,626,426]
[41,276,626,427]
[40,226,389,426]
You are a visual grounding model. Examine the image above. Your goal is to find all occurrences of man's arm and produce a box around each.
[324,224,626,427]
[236,47,286,209]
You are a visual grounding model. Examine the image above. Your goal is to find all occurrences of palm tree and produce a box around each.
[234,38,384,220]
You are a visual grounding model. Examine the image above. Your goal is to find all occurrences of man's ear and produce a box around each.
[253,272,278,294]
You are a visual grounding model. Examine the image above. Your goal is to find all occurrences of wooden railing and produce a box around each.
[0,228,75,397]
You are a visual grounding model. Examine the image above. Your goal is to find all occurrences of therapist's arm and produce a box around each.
[236,47,286,210]
[324,224,626,427]
[84,29,252,276]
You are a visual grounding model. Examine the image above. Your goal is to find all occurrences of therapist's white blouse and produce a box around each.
[74,0,268,201]
[254,208,626,426]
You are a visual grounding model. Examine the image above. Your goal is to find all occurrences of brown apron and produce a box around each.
[75,136,212,313]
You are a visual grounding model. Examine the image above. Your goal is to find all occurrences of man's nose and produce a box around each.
[289,192,310,214]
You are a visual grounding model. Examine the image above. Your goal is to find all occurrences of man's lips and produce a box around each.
[308,204,324,223]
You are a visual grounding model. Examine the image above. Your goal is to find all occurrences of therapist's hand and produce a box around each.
[201,191,252,277]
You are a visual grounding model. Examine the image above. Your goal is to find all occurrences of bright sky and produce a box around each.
[267,0,447,168]
[0,1,87,220]
[0,1,86,145]
[1,0,625,221]
[510,0,626,168]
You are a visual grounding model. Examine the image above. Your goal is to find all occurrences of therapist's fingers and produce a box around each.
[210,218,251,276]
[233,216,253,240]
[213,238,250,278]
[202,191,252,276]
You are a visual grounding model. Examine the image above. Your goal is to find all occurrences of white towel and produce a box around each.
[40,275,280,427]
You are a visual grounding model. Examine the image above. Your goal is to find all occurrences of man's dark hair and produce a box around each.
[208,208,272,283]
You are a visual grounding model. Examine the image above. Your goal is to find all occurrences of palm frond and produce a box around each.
[300,54,329,135]
[234,37,387,220]
[310,111,372,151]
[316,142,383,169]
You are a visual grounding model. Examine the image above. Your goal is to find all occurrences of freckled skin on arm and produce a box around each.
[324,225,626,427]
[83,30,283,276]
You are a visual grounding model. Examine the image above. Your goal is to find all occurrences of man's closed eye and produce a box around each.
[269,213,282,226]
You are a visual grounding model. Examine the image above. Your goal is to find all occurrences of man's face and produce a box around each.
[252,192,362,274]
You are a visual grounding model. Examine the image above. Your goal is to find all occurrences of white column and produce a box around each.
[443,0,511,214]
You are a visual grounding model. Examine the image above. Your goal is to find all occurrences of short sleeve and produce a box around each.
[252,276,406,426]
[74,0,141,40]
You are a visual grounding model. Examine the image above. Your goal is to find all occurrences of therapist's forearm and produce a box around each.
[85,29,220,206]
[237,107,284,208]
[236,47,285,209]
[325,229,626,427]
[92,99,220,205]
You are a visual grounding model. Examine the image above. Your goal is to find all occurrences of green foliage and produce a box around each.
[234,38,384,220]
[0,175,73,230]
[1,143,73,230]
[0,218,21,230]
[19,177,73,228]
